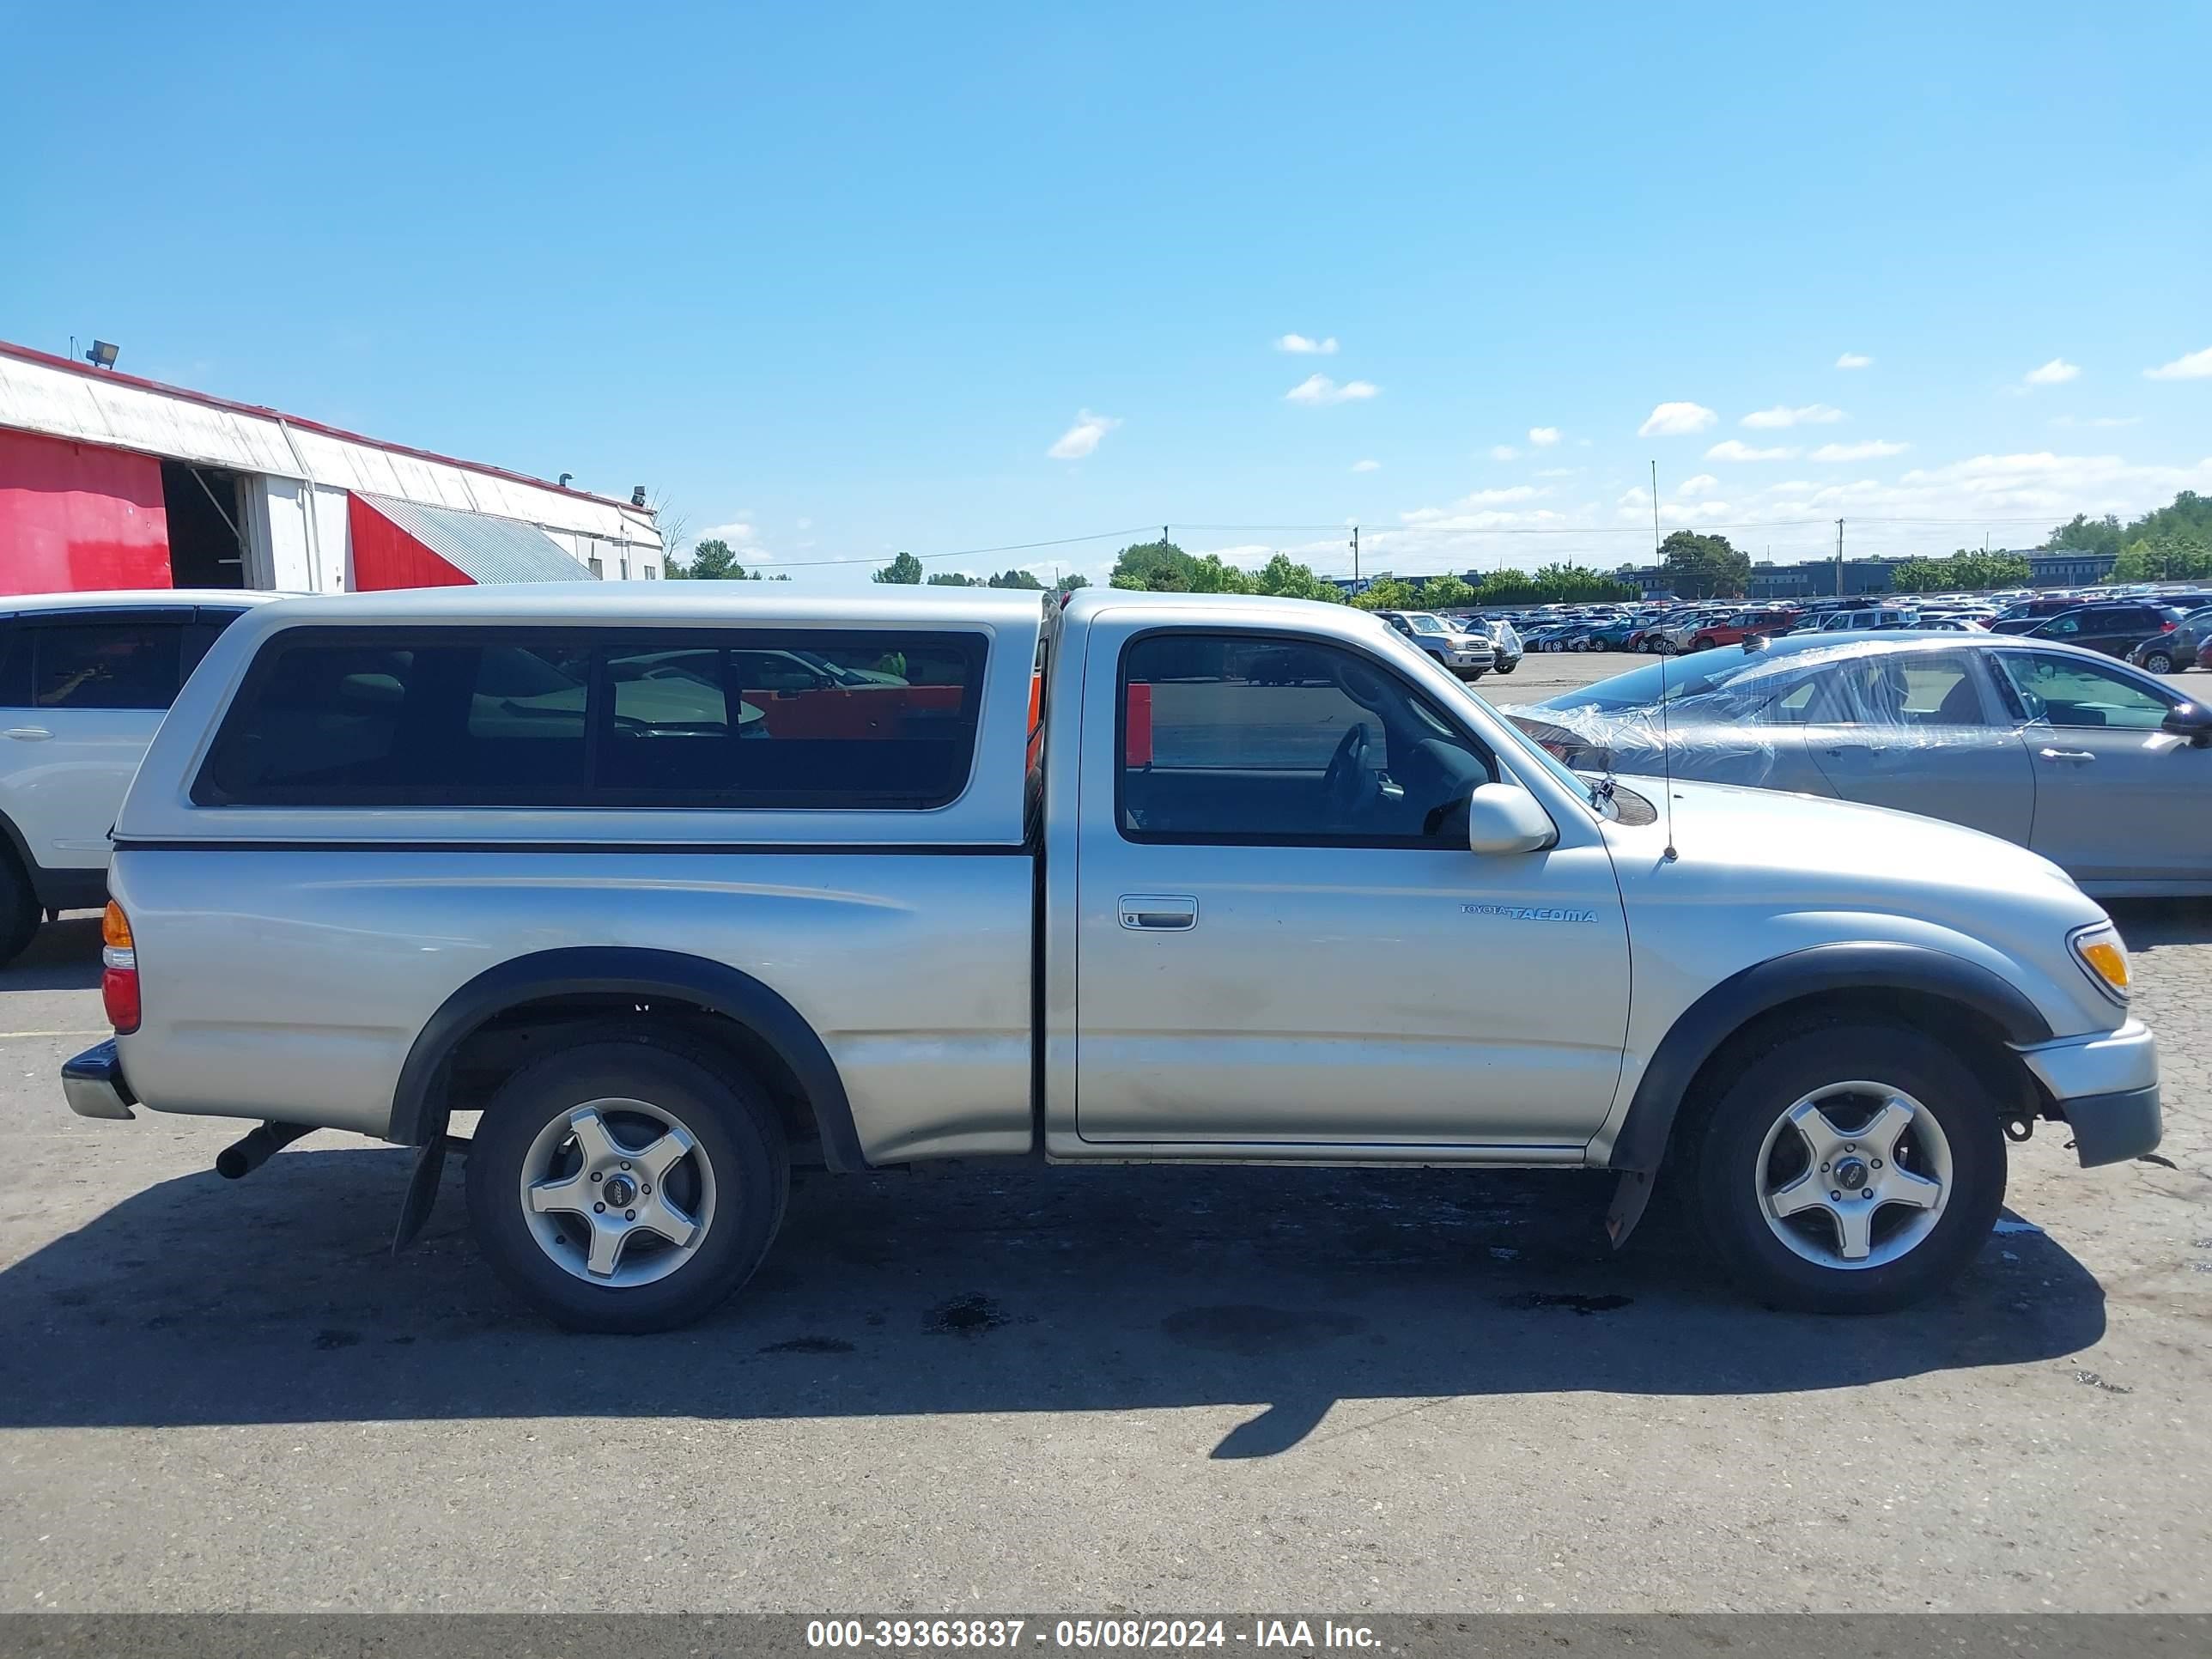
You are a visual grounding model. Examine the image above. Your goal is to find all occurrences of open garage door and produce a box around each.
[348,493,592,590]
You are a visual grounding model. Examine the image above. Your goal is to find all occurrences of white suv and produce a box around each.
[0,590,277,962]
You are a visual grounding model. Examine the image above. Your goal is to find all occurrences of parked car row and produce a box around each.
[1501,631,2212,896]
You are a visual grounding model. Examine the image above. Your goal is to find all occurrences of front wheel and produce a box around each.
[2141,649,2175,674]
[465,1036,789,1332]
[1493,659,1516,676]
[1686,1024,2006,1313]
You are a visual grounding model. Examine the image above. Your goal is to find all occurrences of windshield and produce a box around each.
[1407,613,1448,635]
[1537,655,1752,712]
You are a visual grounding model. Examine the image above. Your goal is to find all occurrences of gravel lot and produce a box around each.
[2,649,2208,1614]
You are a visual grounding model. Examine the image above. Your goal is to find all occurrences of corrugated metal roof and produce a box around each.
[357,494,594,584]
[0,342,661,552]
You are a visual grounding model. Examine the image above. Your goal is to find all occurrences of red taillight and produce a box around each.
[101,902,139,1034]
[2161,620,2177,631]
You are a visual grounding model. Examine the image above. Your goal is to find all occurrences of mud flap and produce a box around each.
[392,1136,447,1256]
[1604,1169,1656,1249]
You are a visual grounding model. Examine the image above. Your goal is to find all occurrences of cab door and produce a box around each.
[1802,647,2035,844]
[1991,648,2212,885]
[1071,620,1631,1152]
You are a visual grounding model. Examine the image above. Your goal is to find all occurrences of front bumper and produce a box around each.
[62,1039,137,1121]
[2015,1019,2160,1167]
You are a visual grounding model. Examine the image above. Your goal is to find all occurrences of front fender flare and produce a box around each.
[387,945,866,1171]
[1605,940,2053,1176]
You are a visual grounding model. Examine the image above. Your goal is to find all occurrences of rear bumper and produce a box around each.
[2015,1019,2160,1167]
[62,1039,136,1121]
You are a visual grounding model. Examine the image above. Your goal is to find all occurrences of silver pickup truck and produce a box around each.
[64,586,2160,1330]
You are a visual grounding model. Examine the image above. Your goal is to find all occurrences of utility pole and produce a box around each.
[1161,525,1170,550]
[1351,525,1360,586]
[1835,518,1845,597]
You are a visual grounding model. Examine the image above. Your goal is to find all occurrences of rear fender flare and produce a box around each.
[387,946,866,1171]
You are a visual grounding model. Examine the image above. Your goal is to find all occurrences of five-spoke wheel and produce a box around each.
[466,1035,788,1332]
[1692,1023,2004,1312]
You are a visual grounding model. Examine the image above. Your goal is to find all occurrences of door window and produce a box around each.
[1995,653,2176,731]
[1118,632,1495,845]
[21,622,185,710]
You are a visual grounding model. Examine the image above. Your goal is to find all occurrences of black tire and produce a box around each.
[2142,650,2174,674]
[1494,660,1516,676]
[465,1036,790,1333]
[0,849,39,968]
[1685,1023,2006,1313]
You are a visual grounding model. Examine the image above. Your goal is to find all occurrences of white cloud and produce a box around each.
[1398,485,1552,530]
[698,520,761,544]
[1705,439,1799,462]
[1534,466,1578,477]
[2144,346,2212,381]
[1528,426,1562,447]
[795,517,813,530]
[1274,333,1340,356]
[1836,352,1873,369]
[1047,409,1121,459]
[2051,415,2142,429]
[2024,358,2081,386]
[1809,439,1909,461]
[1489,444,1519,461]
[1285,374,1379,405]
[1638,401,1717,436]
[1351,458,1381,472]
[1677,473,1721,496]
[1741,403,1845,428]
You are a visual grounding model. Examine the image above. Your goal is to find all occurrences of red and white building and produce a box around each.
[0,340,665,598]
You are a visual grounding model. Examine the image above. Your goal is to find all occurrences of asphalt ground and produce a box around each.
[2,647,2208,1615]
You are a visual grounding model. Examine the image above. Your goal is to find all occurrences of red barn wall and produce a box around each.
[0,428,172,595]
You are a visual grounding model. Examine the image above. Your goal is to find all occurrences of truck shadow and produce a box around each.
[0,1148,2106,1458]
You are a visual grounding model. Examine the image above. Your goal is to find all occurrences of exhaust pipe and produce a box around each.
[216,1121,315,1180]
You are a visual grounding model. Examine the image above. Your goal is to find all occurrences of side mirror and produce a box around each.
[1468,782,1557,855]
[2164,701,2212,748]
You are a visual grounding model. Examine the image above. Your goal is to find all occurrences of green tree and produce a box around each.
[987,568,1045,589]
[2048,513,2124,560]
[926,571,983,586]
[1350,577,1419,611]
[669,537,763,580]
[1658,532,1751,599]
[1418,572,1475,610]
[1109,539,1200,591]
[1887,550,2033,593]
[872,550,925,584]
[1052,573,1091,596]
[2111,534,2212,583]
[1249,553,1346,602]
[1472,564,1637,605]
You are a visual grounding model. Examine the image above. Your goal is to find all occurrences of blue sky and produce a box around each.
[7,3,2210,585]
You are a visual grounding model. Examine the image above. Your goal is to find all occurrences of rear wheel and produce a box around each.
[0,850,39,968]
[465,1037,789,1332]
[1686,1024,2005,1313]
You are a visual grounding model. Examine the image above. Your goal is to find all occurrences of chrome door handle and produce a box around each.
[1119,895,1198,930]
[3,726,52,742]
[2038,747,2095,763]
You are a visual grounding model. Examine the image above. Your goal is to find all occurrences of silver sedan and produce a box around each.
[1502,631,2212,896]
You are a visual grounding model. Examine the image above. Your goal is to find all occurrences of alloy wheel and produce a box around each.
[1754,1081,1951,1270]
[518,1098,718,1285]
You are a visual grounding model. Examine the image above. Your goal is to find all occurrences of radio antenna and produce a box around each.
[1652,459,1677,862]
